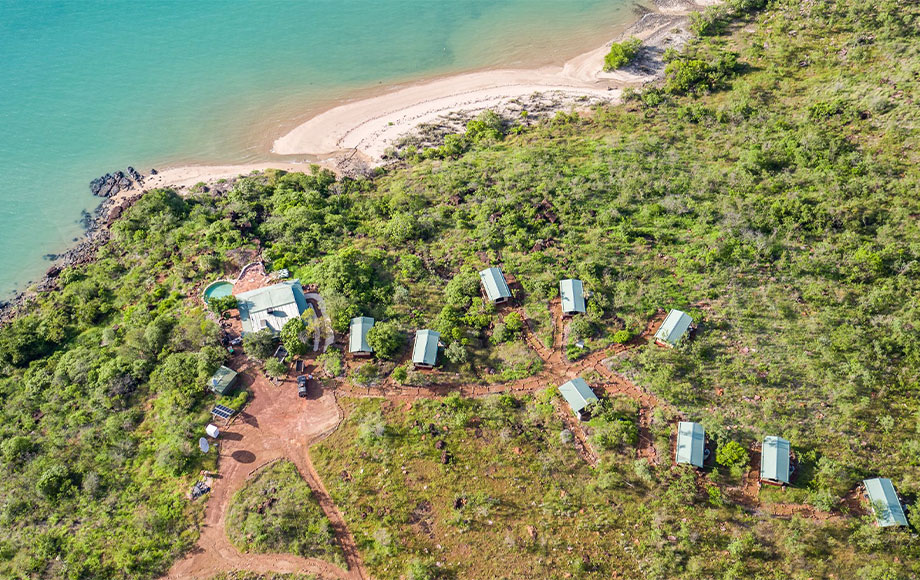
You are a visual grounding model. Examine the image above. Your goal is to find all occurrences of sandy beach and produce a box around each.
[136,0,711,194]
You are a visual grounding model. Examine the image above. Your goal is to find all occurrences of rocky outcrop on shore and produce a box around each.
[89,166,149,197]
[0,185,144,323]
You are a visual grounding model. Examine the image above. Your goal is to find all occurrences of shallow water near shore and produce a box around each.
[0,0,637,298]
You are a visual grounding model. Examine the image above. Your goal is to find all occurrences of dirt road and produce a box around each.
[164,355,367,580]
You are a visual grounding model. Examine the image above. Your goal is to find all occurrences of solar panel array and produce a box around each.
[211,404,235,419]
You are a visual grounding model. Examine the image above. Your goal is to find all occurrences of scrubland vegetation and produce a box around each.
[226,460,343,565]
[0,0,918,577]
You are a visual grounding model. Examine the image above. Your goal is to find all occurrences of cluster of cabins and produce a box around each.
[214,271,911,529]
[348,267,593,368]
[556,384,910,527]
[674,420,908,527]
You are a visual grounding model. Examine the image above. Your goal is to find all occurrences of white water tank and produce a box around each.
[205,424,220,438]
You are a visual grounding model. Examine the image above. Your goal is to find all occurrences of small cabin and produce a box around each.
[479,267,512,304]
[559,279,586,316]
[760,436,791,486]
[412,329,441,369]
[863,478,908,527]
[208,365,238,395]
[675,421,706,468]
[349,316,375,357]
[655,309,694,347]
[558,377,598,422]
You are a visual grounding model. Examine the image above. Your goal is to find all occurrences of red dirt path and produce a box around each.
[164,355,367,580]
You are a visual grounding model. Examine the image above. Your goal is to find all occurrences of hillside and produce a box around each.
[0,0,918,578]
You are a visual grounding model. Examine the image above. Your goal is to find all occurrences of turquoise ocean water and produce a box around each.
[0,0,635,298]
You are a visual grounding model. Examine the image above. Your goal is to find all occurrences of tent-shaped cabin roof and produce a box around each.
[236,280,308,335]
[479,267,511,302]
[558,378,597,414]
[208,366,238,395]
[676,421,705,467]
[412,330,440,366]
[349,317,375,354]
[760,436,791,484]
[863,478,908,527]
[655,309,693,346]
[560,279,586,314]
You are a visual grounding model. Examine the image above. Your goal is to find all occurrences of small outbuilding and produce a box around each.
[412,329,441,369]
[558,377,598,421]
[349,316,375,356]
[655,309,694,347]
[479,267,512,304]
[760,436,791,486]
[208,365,238,395]
[236,280,308,335]
[863,478,908,527]
[559,279,586,316]
[675,421,706,468]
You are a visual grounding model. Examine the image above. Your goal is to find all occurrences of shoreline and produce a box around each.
[125,0,710,192]
[272,6,700,160]
[1,0,711,313]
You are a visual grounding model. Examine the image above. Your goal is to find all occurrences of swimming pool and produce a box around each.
[203,280,234,303]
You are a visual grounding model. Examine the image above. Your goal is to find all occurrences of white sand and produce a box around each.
[139,0,711,194]
[139,162,320,191]
[272,6,701,160]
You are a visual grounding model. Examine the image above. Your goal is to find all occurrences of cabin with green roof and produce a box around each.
[208,365,238,395]
[349,316,374,357]
[558,377,598,421]
[412,329,441,369]
[863,478,908,527]
[675,421,706,468]
[235,280,308,335]
[479,267,512,304]
[655,309,693,347]
[760,436,791,485]
[559,279,586,316]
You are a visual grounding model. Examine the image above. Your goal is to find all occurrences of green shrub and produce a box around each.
[445,341,468,364]
[716,440,749,470]
[612,329,632,344]
[208,294,238,315]
[264,358,287,378]
[1,436,33,462]
[604,37,642,71]
[318,347,343,377]
[243,328,277,360]
[503,311,524,335]
[353,362,379,386]
[280,316,312,357]
[366,321,405,359]
[391,365,409,383]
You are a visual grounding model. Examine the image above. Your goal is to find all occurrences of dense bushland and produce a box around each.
[0,0,918,577]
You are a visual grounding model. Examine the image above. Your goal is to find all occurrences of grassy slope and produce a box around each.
[310,1,920,578]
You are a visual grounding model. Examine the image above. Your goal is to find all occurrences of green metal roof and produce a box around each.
[208,366,238,395]
[412,329,440,366]
[760,436,791,483]
[479,267,511,302]
[349,317,375,353]
[863,478,908,527]
[558,377,597,414]
[655,309,693,346]
[236,280,307,334]
[676,421,705,467]
[560,279,586,314]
